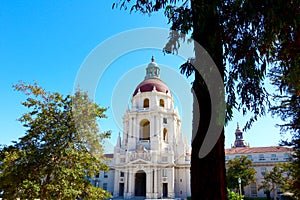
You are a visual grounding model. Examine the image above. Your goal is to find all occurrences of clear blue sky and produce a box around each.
[0,1,288,153]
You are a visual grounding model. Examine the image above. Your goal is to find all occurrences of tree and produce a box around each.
[226,156,256,194]
[113,1,300,199]
[0,82,112,200]
[269,36,300,198]
[227,188,244,200]
[259,163,294,200]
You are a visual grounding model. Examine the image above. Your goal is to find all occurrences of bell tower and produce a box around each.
[113,57,191,199]
[233,123,249,148]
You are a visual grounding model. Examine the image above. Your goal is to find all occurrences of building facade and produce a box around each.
[225,124,293,198]
[91,58,293,199]
[94,58,191,199]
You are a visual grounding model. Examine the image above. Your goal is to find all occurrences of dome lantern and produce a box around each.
[145,56,160,80]
[133,57,170,97]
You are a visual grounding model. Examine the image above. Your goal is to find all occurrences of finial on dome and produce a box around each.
[237,122,240,130]
[151,56,155,62]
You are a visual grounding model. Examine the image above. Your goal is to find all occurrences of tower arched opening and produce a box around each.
[159,99,165,107]
[143,98,149,108]
[163,128,168,142]
[140,119,150,140]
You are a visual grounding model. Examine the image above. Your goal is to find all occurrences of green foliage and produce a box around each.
[227,188,244,200]
[0,82,112,200]
[259,163,294,198]
[226,156,256,192]
[270,53,300,199]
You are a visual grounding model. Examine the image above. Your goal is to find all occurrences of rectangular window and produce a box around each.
[235,155,240,159]
[284,153,290,161]
[103,183,108,190]
[120,171,124,177]
[104,171,108,178]
[250,182,257,197]
[162,169,167,177]
[259,154,265,160]
[271,154,277,160]
[261,167,267,175]
[163,118,167,124]
[247,155,253,160]
[95,173,100,178]
[225,156,229,161]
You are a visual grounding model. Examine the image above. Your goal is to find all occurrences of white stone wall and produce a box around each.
[226,149,293,198]
[96,169,115,196]
[175,167,191,198]
[104,61,192,199]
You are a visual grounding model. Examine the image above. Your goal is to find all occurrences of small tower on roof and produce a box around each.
[233,123,249,148]
[145,56,160,79]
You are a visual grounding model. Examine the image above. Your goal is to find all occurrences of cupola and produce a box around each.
[233,123,249,148]
[133,56,170,97]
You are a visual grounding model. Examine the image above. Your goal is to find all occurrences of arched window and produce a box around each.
[163,128,168,142]
[159,99,164,107]
[143,98,149,108]
[140,119,150,140]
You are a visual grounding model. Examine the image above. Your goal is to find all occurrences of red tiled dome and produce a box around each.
[133,78,170,96]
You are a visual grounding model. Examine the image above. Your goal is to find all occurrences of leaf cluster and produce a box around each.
[226,156,256,191]
[258,163,294,195]
[0,82,112,200]
[227,188,244,200]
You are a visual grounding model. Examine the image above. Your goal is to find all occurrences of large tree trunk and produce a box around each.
[190,0,227,199]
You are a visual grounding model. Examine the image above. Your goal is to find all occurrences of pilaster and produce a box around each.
[153,169,158,198]
[146,168,151,198]
[113,169,119,197]
[186,167,191,196]
[168,167,175,198]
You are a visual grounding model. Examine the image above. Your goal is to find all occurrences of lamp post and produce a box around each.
[238,177,242,196]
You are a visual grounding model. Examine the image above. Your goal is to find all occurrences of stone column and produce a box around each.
[146,168,151,198]
[154,168,158,198]
[186,167,191,196]
[129,117,132,138]
[134,117,139,140]
[128,169,134,198]
[158,168,162,197]
[158,114,162,144]
[168,167,175,198]
[154,115,157,136]
[150,115,154,138]
[113,169,119,197]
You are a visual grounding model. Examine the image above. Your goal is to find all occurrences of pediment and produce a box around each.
[127,158,150,165]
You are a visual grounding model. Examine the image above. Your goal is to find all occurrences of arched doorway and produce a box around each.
[135,170,146,196]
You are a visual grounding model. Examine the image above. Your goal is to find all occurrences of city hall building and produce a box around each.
[92,58,293,199]
[94,57,191,199]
